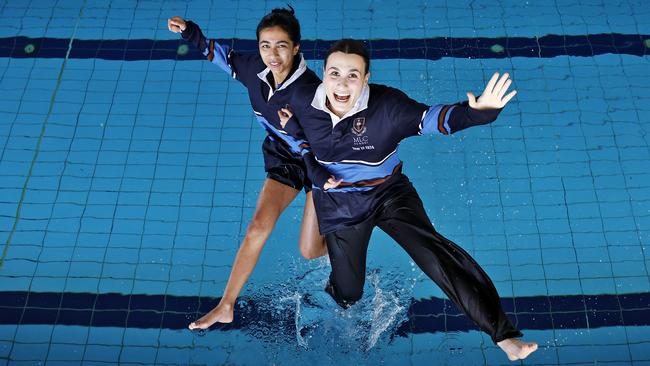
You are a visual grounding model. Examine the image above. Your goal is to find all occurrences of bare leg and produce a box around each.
[298,191,327,260]
[188,178,299,330]
[497,338,538,361]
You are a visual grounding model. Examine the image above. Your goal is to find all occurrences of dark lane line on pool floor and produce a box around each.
[0,291,647,335]
[1,33,649,61]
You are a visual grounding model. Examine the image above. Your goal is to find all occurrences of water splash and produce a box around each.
[366,272,405,350]
[279,291,309,348]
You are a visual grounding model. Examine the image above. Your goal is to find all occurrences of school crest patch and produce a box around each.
[351,117,367,136]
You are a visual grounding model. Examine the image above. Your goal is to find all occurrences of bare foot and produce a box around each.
[497,338,538,361]
[188,302,234,330]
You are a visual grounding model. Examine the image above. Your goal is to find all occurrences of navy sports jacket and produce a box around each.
[283,82,502,233]
[181,21,321,155]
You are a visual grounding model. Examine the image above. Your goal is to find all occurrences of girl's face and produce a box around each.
[258,26,299,83]
[323,51,369,117]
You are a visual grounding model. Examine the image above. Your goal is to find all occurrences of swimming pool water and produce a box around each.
[1,0,649,365]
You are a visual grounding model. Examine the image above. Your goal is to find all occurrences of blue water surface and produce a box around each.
[1,0,650,365]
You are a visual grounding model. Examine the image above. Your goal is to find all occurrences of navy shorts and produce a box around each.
[262,136,312,193]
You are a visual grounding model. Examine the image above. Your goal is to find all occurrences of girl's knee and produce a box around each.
[299,238,327,260]
[245,217,274,242]
[325,279,362,308]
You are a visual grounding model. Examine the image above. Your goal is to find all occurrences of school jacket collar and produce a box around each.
[311,83,370,127]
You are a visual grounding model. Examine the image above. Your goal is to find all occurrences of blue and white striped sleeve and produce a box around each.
[420,101,502,135]
[419,104,455,135]
[281,115,331,189]
[181,20,236,76]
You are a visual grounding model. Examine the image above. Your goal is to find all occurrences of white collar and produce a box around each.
[257,53,307,100]
[311,83,370,127]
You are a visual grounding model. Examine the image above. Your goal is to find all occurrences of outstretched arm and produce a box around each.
[425,72,517,135]
[167,16,237,75]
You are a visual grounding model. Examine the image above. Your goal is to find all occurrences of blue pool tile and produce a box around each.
[628,188,650,202]
[568,202,601,219]
[97,279,133,294]
[102,263,136,279]
[14,324,53,344]
[68,262,102,278]
[616,277,650,294]
[119,345,158,364]
[0,340,12,358]
[168,265,199,282]
[9,230,45,246]
[85,325,125,346]
[570,218,604,234]
[545,263,580,280]
[509,249,542,266]
[548,279,583,295]
[5,245,41,261]
[64,278,99,293]
[592,344,634,363]
[10,342,50,362]
[132,280,167,295]
[537,217,571,234]
[143,222,175,237]
[166,281,201,296]
[579,261,614,279]
[140,234,173,249]
[603,217,638,232]
[30,274,67,292]
[76,232,110,248]
[512,280,548,297]
[178,219,211,236]
[173,235,206,250]
[47,343,85,362]
[79,217,112,232]
[1,259,37,277]
[122,325,160,346]
[135,264,170,281]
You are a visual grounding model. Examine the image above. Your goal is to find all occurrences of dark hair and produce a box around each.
[256,5,301,45]
[325,39,370,74]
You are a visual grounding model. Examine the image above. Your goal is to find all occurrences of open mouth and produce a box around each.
[333,92,350,103]
[269,61,281,67]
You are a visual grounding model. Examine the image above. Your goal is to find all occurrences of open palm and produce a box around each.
[467,72,517,110]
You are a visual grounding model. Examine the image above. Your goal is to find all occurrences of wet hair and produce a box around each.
[256,5,301,45]
[325,39,370,74]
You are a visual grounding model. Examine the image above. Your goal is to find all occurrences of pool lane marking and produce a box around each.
[1,33,649,61]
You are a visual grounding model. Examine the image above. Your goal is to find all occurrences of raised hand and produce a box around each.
[467,72,517,110]
[167,16,187,33]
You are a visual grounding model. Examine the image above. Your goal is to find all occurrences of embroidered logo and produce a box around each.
[351,117,367,136]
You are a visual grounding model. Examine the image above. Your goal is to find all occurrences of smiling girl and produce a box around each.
[279,39,538,362]
[168,7,327,330]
